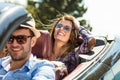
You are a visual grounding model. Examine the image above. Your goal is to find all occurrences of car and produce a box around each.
[0,2,30,54]
[63,34,120,80]
[31,28,120,80]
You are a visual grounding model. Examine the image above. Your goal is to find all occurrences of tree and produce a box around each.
[26,0,92,31]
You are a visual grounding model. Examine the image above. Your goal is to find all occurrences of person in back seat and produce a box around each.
[50,14,96,80]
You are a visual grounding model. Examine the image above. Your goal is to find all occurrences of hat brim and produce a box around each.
[20,24,40,38]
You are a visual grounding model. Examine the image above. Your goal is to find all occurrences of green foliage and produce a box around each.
[26,0,92,31]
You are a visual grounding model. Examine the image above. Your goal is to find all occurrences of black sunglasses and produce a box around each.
[7,35,33,44]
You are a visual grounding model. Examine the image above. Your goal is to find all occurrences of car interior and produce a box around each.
[32,30,52,60]
[31,30,113,79]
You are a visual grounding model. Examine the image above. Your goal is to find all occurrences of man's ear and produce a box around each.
[31,37,37,47]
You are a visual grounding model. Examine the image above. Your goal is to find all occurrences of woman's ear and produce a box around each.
[31,37,37,47]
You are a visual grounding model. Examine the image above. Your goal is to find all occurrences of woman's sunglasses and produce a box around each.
[7,35,33,44]
[55,23,72,31]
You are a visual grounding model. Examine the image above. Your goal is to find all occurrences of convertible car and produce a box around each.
[31,30,120,80]
[1,2,120,80]
[63,34,120,80]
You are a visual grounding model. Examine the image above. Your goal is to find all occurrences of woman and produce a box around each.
[50,14,96,79]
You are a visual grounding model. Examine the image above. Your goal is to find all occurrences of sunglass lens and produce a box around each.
[55,24,62,28]
[16,36,27,44]
[8,36,14,44]
[64,26,71,31]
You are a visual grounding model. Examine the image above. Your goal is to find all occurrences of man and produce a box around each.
[0,3,55,80]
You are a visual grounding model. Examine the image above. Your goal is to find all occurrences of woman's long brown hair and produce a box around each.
[50,14,79,57]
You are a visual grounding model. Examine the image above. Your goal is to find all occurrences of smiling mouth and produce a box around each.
[57,31,65,36]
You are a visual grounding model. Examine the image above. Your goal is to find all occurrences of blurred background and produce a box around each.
[0,0,120,36]
[84,0,120,36]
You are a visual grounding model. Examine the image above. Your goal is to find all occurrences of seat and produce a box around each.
[32,30,52,60]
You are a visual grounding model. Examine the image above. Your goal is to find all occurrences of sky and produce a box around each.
[84,0,120,36]
[0,0,27,5]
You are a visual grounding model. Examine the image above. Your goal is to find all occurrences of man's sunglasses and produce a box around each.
[7,35,33,44]
[55,23,72,31]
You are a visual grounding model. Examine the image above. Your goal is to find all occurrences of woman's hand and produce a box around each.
[51,61,66,69]
[51,61,68,79]
[73,18,81,30]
